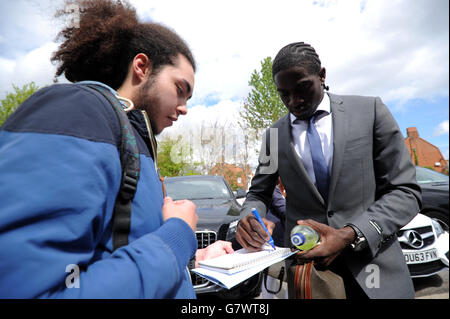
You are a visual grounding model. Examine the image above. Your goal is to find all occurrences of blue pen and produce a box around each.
[251,208,276,250]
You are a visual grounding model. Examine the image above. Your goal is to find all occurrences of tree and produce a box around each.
[0,82,40,126]
[239,57,286,135]
[196,119,234,175]
[157,136,200,177]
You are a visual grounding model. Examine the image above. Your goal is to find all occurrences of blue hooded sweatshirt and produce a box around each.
[0,83,197,298]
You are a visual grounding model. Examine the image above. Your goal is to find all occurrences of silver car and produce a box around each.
[398,213,449,277]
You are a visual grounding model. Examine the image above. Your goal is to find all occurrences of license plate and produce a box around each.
[403,248,439,264]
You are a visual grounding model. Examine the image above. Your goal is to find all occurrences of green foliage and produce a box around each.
[0,82,40,126]
[240,57,286,134]
[157,137,201,177]
[223,170,240,191]
[412,148,419,165]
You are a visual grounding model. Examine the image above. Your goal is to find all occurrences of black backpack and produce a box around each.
[84,84,140,251]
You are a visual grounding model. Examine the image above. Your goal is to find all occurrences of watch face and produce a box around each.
[346,224,367,251]
[353,236,367,251]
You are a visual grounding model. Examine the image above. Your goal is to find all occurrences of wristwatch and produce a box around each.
[347,224,367,252]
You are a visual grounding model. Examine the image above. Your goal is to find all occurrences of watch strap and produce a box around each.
[346,224,367,251]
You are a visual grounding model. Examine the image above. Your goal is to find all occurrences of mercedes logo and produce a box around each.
[404,230,424,249]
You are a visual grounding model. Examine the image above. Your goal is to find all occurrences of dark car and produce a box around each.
[164,175,261,298]
[415,166,449,230]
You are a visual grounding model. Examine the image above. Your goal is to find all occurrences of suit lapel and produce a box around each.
[279,114,325,205]
[328,93,347,207]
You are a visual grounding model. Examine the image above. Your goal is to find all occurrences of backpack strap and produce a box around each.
[84,84,140,251]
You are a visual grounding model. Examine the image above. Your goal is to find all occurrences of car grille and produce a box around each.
[407,260,447,277]
[398,226,435,250]
[197,231,217,249]
[191,231,217,288]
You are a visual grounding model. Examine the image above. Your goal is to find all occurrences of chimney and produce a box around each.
[407,127,419,138]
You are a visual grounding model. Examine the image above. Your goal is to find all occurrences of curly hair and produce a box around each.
[51,0,196,89]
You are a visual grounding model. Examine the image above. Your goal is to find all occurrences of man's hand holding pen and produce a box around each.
[236,210,276,252]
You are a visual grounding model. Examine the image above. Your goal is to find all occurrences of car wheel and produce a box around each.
[423,209,449,232]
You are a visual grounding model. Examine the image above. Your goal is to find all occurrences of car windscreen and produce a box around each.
[165,179,232,200]
[415,166,449,184]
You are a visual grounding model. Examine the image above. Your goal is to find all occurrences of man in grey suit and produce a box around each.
[236,42,422,299]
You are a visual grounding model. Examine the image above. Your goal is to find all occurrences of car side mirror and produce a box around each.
[235,188,246,199]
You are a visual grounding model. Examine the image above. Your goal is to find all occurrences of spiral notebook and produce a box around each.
[192,246,295,289]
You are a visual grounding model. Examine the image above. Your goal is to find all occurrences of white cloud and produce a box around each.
[159,99,243,140]
[1,0,448,103]
[0,0,64,97]
[0,57,15,74]
[0,0,448,155]
[0,42,60,98]
[434,120,449,136]
[128,0,449,105]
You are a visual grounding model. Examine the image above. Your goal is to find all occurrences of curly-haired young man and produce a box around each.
[0,0,233,298]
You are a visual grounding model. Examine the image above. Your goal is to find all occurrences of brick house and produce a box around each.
[404,127,448,174]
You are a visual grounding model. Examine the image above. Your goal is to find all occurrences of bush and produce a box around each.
[0,82,40,126]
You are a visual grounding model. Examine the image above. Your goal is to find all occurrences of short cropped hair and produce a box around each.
[272,42,321,78]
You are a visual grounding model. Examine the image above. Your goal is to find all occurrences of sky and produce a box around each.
[0,0,448,161]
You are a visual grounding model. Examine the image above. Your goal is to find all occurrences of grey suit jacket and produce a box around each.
[241,93,422,298]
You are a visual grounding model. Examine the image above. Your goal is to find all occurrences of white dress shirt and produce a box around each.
[289,93,333,186]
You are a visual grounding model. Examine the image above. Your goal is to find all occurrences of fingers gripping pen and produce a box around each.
[251,208,276,250]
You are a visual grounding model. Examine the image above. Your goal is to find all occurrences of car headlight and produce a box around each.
[431,218,445,238]
[226,220,239,240]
